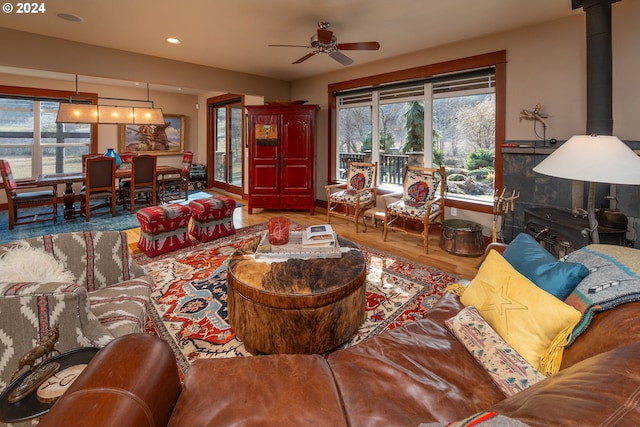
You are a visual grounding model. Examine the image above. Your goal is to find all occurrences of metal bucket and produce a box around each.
[439,219,485,257]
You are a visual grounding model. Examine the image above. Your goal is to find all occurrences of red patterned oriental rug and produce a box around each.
[135,223,458,374]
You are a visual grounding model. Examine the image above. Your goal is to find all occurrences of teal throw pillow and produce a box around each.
[503,233,589,300]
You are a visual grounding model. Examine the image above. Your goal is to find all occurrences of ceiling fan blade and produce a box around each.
[329,50,354,66]
[336,41,380,51]
[317,28,334,45]
[293,52,318,64]
[269,44,312,48]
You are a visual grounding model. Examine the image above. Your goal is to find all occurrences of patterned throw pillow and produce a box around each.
[446,306,546,397]
[402,170,435,207]
[347,164,375,191]
[460,250,581,375]
[349,172,366,191]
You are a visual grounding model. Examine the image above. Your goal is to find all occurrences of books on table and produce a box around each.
[303,224,336,247]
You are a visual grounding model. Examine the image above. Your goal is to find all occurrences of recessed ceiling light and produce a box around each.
[167,37,181,45]
[57,13,84,23]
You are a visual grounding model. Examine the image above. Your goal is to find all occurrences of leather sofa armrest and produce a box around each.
[39,334,182,427]
[488,343,640,426]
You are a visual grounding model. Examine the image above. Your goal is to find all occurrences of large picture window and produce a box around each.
[329,51,506,213]
[0,86,96,179]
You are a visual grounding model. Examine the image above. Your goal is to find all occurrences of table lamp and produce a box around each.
[533,134,640,244]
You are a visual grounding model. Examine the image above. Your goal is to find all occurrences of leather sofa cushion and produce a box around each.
[169,354,347,427]
[327,301,505,427]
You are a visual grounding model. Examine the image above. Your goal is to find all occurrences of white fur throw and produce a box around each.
[0,242,76,283]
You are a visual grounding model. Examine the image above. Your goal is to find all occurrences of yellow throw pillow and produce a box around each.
[460,250,581,375]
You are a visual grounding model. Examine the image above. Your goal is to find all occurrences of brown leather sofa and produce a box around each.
[39,289,640,427]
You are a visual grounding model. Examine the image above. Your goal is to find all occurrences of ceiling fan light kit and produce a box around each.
[269,21,380,66]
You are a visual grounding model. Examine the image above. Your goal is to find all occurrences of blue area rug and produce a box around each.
[0,191,229,244]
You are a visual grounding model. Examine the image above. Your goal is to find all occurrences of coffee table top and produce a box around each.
[228,237,365,297]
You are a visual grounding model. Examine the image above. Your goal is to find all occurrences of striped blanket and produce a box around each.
[564,244,640,345]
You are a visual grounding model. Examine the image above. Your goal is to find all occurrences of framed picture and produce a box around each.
[118,114,185,155]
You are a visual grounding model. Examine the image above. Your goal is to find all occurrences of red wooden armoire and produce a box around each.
[247,104,318,214]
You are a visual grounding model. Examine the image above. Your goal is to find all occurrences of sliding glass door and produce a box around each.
[208,95,243,195]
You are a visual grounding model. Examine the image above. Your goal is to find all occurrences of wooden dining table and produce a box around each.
[37,165,182,220]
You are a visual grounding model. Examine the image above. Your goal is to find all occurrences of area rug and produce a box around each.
[136,222,459,374]
[0,191,232,244]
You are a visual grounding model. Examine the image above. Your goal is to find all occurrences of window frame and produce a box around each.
[0,85,99,178]
[328,51,506,214]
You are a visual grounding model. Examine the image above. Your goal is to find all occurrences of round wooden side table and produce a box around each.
[0,347,99,424]
[227,241,366,355]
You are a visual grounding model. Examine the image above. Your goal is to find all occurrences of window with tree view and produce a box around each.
[0,94,92,179]
[336,70,496,205]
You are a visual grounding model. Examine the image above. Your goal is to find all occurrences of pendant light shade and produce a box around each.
[56,76,165,125]
[56,103,98,124]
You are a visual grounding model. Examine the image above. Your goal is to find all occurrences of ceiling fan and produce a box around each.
[269,22,380,66]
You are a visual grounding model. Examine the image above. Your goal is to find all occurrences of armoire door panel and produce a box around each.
[253,164,279,191]
[247,104,318,214]
[282,116,311,160]
[282,164,311,192]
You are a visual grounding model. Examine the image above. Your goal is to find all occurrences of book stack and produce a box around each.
[302,224,336,247]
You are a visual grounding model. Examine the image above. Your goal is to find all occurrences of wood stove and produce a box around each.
[524,207,626,258]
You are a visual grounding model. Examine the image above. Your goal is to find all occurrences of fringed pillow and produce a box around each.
[460,250,581,375]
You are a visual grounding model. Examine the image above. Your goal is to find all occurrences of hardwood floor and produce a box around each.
[128,191,482,280]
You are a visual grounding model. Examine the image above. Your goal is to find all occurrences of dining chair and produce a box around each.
[382,165,446,253]
[161,151,193,203]
[120,154,157,213]
[80,153,103,190]
[0,159,58,230]
[118,152,139,170]
[325,161,378,233]
[79,156,117,222]
[81,153,103,171]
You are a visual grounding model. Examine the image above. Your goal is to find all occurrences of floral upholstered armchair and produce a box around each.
[383,165,446,253]
[325,161,378,232]
[0,230,153,389]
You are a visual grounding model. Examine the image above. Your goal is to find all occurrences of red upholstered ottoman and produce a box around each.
[136,204,192,257]
[189,196,236,242]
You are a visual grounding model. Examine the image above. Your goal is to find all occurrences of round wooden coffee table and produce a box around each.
[227,241,366,354]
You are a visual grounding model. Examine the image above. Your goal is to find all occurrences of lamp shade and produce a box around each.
[133,107,165,125]
[56,103,98,124]
[56,103,165,125]
[97,106,134,124]
[533,135,640,185]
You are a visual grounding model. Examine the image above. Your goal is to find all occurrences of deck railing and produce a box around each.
[338,152,407,185]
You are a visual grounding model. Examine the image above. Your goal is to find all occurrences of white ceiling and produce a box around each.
[0,0,580,82]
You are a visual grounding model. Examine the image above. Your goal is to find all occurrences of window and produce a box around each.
[329,51,506,213]
[336,71,495,204]
[432,74,496,204]
[0,87,96,179]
